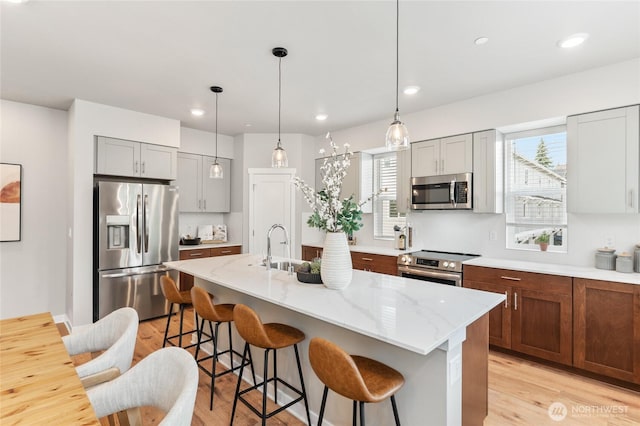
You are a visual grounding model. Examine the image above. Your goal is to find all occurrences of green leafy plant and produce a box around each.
[535,231,550,244]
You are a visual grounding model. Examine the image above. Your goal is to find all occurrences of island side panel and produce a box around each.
[462,313,490,426]
[194,276,455,426]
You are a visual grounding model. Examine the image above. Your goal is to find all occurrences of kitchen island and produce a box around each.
[165,254,504,426]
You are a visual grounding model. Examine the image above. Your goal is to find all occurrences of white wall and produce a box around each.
[67,99,181,326]
[0,100,68,319]
[179,127,234,159]
[312,59,640,267]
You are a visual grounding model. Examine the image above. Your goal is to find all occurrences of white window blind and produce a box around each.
[373,152,405,239]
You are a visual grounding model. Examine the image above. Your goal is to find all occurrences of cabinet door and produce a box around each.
[350,252,397,275]
[95,137,140,177]
[178,248,211,291]
[441,133,473,174]
[396,147,412,214]
[140,143,177,180]
[511,282,573,366]
[472,130,503,213]
[411,139,440,176]
[176,153,202,212]
[574,278,640,384]
[463,273,512,349]
[567,105,639,213]
[301,245,322,261]
[202,157,231,212]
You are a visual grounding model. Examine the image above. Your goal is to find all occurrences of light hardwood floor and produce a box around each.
[69,309,640,425]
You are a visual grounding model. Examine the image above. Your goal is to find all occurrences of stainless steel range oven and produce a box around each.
[397,250,479,286]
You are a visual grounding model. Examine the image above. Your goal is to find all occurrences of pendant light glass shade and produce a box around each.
[210,86,224,179]
[385,0,409,151]
[386,110,409,150]
[209,160,223,179]
[272,47,289,168]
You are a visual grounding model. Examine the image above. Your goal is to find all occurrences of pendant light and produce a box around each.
[385,0,409,151]
[271,47,289,168]
[209,86,224,179]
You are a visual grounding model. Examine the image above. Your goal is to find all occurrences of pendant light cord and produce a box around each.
[215,92,219,160]
[395,0,399,114]
[278,56,282,144]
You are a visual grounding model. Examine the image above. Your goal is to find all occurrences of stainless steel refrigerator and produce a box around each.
[94,181,179,321]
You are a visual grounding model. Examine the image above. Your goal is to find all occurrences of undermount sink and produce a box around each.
[249,260,302,272]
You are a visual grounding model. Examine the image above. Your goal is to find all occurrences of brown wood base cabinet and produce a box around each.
[301,245,398,276]
[573,278,640,384]
[463,265,573,366]
[178,245,241,291]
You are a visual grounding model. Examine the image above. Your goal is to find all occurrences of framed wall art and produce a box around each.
[1,163,22,242]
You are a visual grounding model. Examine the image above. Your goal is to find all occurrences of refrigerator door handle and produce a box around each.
[144,194,150,253]
[136,194,142,254]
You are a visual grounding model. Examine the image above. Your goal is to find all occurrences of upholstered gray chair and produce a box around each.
[62,307,139,387]
[87,347,199,426]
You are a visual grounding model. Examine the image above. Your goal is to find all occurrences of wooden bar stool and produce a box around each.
[309,337,405,426]
[190,286,257,410]
[160,275,199,349]
[230,304,312,425]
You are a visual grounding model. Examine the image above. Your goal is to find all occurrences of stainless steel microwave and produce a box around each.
[411,172,472,210]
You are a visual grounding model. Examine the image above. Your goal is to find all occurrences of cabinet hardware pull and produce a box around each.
[198,199,202,209]
[441,159,445,173]
[630,190,635,208]
[203,200,207,210]
[362,257,373,261]
[221,250,231,254]
[514,292,518,310]
[500,276,521,281]
[504,291,509,309]
[141,161,145,174]
[135,161,139,174]
[190,252,203,257]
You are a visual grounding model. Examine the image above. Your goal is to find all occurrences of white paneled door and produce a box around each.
[248,169,296,259]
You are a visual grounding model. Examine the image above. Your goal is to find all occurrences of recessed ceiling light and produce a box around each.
[315,114,328,121]
[190,108,204,116]
[5,0,30,3]
[403,86,420,95]
[474,37,489,45]
[245,123,252,127]
[558,33,589,49]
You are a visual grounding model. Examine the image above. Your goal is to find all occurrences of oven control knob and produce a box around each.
[450,262,456,268]
[443,261,449,267]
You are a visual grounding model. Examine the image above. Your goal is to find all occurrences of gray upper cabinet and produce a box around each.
[473,129,503,214]
[567,105,639,213]
[176,152,230,213]
[412,133,473,177]
[95,136,177,180]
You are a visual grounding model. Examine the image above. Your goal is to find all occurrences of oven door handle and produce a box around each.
[398,266,462,284]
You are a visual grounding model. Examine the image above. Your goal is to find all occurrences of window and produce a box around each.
[373,152,405,239]
[504,125,567,252]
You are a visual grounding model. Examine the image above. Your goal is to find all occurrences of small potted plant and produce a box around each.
[535,231,550,252]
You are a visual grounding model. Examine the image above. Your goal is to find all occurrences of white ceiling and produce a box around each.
[1,1,639,137]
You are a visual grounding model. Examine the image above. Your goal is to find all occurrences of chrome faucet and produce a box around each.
[266,224,293,274]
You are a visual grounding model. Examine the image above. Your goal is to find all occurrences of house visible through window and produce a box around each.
[373,152,405,239]
[504,125,567,252]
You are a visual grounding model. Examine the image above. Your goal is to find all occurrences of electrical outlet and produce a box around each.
[604,235,615,249]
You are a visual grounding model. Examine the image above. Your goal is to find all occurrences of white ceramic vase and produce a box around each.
[320,231,353,290]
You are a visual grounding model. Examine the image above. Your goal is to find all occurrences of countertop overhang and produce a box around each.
[165,253,504,355]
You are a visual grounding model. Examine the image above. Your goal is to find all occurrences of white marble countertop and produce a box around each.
[165,253,504,355]
[302,241,412,257]
[179,242,242,251]
[464,257,640,285]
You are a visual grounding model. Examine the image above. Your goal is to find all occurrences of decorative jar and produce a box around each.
[320,232,352,290]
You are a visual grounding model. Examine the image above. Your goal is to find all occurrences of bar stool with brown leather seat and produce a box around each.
[190,286,256,411]
[230,304,312,425]
[309,337,405,426]
[160,275,199,349]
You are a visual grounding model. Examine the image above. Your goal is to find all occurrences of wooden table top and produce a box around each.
[0,312,100,425]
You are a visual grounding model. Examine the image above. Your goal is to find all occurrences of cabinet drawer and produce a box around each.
[179,249,211,260]
[301,245,323,261]
[351,252,397,275]
[210,245,241,257]
[464,265,571,294]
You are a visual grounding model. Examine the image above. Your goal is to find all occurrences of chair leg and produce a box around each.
[230,343,249,426]
[273,348,278,404]
[209,321,218,411]
[317,385,329,426]
[194,317,205,360]
[262,349,270,426]
[360,401,365,426]
[293,344,312,426]
[352,400,357,426]
[247,345,257,386]
[391,395,401,426]
[178,304,186,347]
[162,303,174,348]
[227,322,233,367]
